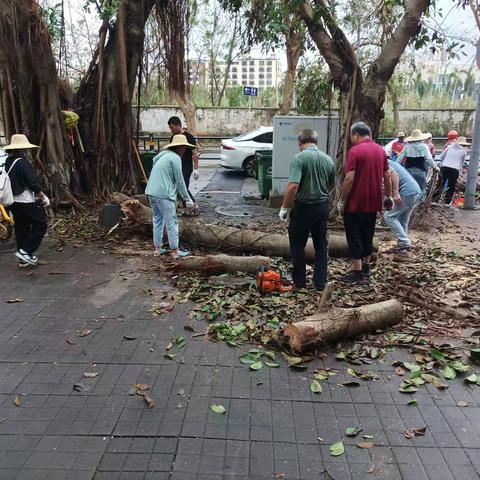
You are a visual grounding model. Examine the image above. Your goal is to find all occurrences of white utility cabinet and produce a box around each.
[271,115,340,204]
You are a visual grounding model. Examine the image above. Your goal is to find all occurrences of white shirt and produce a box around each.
[14,189,35,203]
[440,143,467,172]
[384,140,395,158]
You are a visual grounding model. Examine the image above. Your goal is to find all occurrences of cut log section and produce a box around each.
[284,290,404,352]
[172,254,270,274]
[111,194,377,259]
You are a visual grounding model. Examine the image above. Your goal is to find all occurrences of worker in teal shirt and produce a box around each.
[145,134,195,258]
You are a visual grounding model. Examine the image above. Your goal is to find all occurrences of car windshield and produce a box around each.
[232,129,269,142]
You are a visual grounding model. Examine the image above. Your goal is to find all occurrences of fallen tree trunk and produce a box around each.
[180,221,360,259]
[284,286,404,352]
[172,254,270,274]
[111,196,371,259]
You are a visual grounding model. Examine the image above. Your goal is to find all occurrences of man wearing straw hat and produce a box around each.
[439,135,471,205]
[396,129,439,198]
[145,134,195,258]
[3,134,49,267]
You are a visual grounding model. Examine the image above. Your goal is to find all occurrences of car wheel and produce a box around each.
[243,156,256,178]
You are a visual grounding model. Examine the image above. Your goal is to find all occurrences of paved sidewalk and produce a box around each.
[0,242,480,479]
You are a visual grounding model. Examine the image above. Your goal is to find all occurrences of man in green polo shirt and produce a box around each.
[279,129,336,291]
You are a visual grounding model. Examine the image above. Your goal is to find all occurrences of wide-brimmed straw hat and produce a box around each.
[2,134,39,150]
[162,134,195,150]
[456,136,471,147]
[405,129,430,142]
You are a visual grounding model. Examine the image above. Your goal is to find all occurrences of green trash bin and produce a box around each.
[140,151,158,178]
[255,150,273,199]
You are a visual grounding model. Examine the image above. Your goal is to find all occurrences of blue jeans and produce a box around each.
[384,194,419,249]
[406,168,426,200]
[149,197,179,250]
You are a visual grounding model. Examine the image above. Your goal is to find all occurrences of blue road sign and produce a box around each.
[243,86,258,97]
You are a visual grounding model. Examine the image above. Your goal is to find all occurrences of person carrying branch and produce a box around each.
[145,134,195,258]
[338,122,392,283]
[279,129,335,291]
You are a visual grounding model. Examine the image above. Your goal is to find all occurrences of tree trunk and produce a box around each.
[172,254,270,274]
[298,0,429,170]
[284,297,404,352]
[176,93,197,133]
[0,0,77,201]
[74,0,157,197]
[113,196,377,258]
[279,25,304,115]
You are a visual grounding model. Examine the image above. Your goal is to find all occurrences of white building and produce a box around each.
[193,56,283,90]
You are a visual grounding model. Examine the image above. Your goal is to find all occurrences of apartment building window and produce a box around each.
[249,60,255,65]
[242,74,247,79]
[267,73,272,79]
[242,60,248,66]
[242,80,247,85]
[259,60,264,65]
[267,60,272,65]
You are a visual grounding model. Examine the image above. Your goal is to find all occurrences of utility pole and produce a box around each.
[465,81,480,209]
[464,1,480,209]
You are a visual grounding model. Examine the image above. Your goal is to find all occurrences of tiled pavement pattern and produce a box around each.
[0,244,480,479]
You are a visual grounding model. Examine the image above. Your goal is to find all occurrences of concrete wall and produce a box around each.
[138,105,476,136]
[139,105,286,136]
[381,108,476,136]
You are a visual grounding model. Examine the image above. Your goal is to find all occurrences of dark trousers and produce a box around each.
[182,165,195,205]
[343,212,377,260]
[288,201,329,289]
[440,166,459,204]
[10,202,47,255]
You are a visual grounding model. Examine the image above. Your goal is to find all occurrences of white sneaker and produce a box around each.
[15,249,38,266]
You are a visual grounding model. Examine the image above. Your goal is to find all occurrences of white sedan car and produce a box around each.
[220,127,273,177]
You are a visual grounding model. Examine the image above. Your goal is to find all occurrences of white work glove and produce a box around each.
[37,194,50,208]
[336,201,345,215]
[185,199,194,209]
[193,169,200,180]
[279,207,290,222]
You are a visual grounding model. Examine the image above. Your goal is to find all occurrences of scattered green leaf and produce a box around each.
[250,361,263,371]
[329,441,344,457]
[310,379,322,394]
[211,404,226,414]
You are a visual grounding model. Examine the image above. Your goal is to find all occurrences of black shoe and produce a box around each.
[362,264,371,277]
[339,271,366,284]
[314,284,325,292]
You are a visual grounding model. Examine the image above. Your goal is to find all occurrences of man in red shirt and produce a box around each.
[338,122,392,283]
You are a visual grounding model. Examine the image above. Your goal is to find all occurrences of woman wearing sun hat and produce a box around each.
[396,129,439,198]
[3,134,49,267]
[439,135,471,205]
[145,134,195,258]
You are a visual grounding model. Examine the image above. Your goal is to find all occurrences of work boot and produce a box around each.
[339,270,366,284]
[362,264,372,278]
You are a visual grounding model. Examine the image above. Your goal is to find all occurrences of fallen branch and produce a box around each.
[401,293,473,321]
[284,289,404,352]
[172,254,270,274]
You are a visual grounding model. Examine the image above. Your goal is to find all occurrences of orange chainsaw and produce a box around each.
[257,268,293,294]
